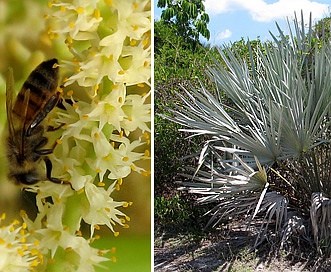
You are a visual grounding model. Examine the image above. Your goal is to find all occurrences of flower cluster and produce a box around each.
[0,214,42,271]
[1,0,151,270]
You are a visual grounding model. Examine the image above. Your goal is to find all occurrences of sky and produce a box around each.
[154,0,331,46]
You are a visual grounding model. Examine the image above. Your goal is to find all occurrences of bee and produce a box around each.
[5,58,69,186]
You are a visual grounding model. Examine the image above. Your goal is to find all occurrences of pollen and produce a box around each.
[114,232,119,237]
[67,90,74,96]
[56,139,62,145]
[118,97,123,103]
[144,149,150,157]
[0,238,5,245]
[105,0,112,6]
[125,215,131,221]
[118,70,125,75]
[49,259,55,263]
[109,54,114,61]
[127,117,133,121]
[34,240,40,247]
[141,171,149,177]
[115,184,120,191]
[118,178,123,185]
[76,230,82,236]
[94,132,100,139]
[60,6,66,12]
[49,33,57,40]
[122,157,129,162]
[142,39,148,46]
[1,213,6,220]
[66,247,73,251]
[119,131,124,137]
[133,25,139,31]
[111,256,117,262]
[30,259,40,267]
[94,9,100,19]
[17,248,24,256]
[103,155,110,161]
[94,224,100,230]
[69,22,75,28]
[73,103,79,109]
[122,202,129,208]
[123,224,129,229]
[63,77,69,83]
[22,222,27,229]
[53,63,59,69]
[96,169,102,173]
[130,39,137,46]
[130,164,136,171]
[76,7,84,14]
[137,83,145,88]
[77,188,84,195]
[143,61,149,67]
[47,2,53,8]
[133,2,138,9]
[98,182,105,187]
[111,247,116,253]
[82,115,89,120]
[105,207,111,212]
[65,36,73,44]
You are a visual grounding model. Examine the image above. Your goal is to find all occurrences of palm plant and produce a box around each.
[165,12,331,253]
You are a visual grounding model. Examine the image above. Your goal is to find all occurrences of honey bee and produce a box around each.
[5,58,69,186]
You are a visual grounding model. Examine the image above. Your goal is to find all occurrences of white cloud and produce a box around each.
[205,0,329,22]
[215,29,232,41]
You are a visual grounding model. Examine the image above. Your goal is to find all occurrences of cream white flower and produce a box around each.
[0,216,43,270]
[122,91,151,134]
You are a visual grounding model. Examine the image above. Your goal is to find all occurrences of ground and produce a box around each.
[154,227,331,272]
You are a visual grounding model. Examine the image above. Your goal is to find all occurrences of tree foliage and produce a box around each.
[157,0,210,44]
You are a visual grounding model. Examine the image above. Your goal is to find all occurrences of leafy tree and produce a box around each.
[157,0,210,44]
[313,15,331,41]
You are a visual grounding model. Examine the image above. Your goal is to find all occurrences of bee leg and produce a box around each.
[57,98,74,110]
[44,157,73,189]
[47,123,65,132]
[27,92,62,137]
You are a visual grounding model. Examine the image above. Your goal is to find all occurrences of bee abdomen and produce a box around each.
[12,59,59,124]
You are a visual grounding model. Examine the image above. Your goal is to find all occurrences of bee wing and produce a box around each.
[6,68,30,159]
[18,88,31,157]
[6,68,17,139]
